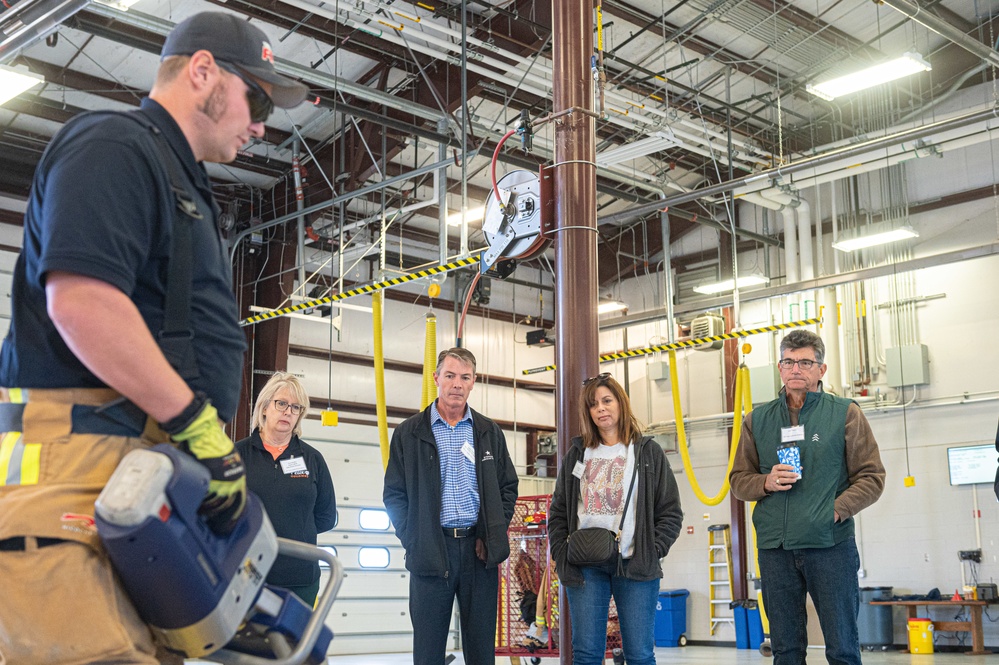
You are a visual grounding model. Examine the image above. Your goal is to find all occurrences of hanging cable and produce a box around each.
[421,312,438,410]
[373,292,390,470]
[668,349,752,505]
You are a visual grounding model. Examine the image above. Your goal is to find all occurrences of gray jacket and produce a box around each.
[548,435,684,586]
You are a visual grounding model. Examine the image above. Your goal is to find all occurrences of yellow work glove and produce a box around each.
[161,393,246,536]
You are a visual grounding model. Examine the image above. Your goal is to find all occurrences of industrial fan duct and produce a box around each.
[480,170,550,272]
[691,314,725,351]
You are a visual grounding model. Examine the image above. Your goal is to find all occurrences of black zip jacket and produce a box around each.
[236,431,337,586]
[548,435,684,586]
[383,404,519,574]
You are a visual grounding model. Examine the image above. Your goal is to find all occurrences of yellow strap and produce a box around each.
[0,431,21,486]
[19,442,41,485]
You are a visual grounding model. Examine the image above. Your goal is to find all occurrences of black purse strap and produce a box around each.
[616,455,639,538]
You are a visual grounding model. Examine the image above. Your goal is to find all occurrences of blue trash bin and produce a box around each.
[732,600,764,650]
[654,589,689,647]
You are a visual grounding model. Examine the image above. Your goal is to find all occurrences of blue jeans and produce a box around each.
[758,537,862,665]
[565,562,660,665]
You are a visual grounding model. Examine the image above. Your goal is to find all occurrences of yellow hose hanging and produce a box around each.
[749,503,771,635]
[668,349,752,505]
[421,313,437,410]
[373,292,390,470]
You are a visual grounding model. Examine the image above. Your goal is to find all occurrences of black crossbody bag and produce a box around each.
[566,459,639,568]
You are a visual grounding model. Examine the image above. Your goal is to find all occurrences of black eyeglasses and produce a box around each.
[778,358,818,370]
[272,399,305,415]
[582,372,611,386]
[217,60,274,124]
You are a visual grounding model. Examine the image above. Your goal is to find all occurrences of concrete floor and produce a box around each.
[325,645,997,665]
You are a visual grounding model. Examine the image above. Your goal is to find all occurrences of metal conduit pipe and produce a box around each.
[757,189,799,284]
[795,199,813,282]
[87,3,451,124]
[880,0,999,68]
[766,124,999,195]
[333,5,760,171]
[228,153,468,264]
[315,0,764,171]
[0,0,89,63]
[352,0,771,161]
[292,141,307,290]
[599,106,999,226]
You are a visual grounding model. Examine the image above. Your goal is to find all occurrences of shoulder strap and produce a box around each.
[84,110,203,380]
[617,455,639,535]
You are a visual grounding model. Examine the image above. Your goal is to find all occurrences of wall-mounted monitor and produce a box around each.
[947,444,998,486]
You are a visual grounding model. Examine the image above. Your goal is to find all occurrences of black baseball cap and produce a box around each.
[161,12,308,109]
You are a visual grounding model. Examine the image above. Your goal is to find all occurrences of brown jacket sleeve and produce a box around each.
[833,403,886,520]
[729,411,770,502]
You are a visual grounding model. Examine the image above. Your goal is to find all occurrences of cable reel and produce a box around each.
[480,169,549,273]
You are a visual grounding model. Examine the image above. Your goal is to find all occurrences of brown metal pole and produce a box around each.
[552,0,597,661]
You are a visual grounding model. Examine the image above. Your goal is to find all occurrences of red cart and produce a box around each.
[497,495,622,664]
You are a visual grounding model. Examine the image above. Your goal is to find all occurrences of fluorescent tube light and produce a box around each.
[0,65,44,106]
[446,205,485,227]
[692,274,769,295]
[596,130,678,166]
[806,52,931,101]
[597,300,628,314]
[831,226,919,252]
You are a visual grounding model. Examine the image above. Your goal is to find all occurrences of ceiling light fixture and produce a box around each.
[446,205,485,227]
[597,300,628,314]
[831,225,919,252]
[596,130,678,166]
[692,274,769,295]
[94,0,144,10]
[806,52,931,101]
[0,65,43,106]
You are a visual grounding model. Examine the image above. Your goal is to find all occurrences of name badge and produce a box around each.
[781,425,805,443]
[280,457,308,474]
[572,461,585,479]
[461,441,475,462]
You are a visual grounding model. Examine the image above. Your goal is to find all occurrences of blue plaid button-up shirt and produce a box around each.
[431,400,479,528]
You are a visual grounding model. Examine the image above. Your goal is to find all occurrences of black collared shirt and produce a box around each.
[0,99,246,419]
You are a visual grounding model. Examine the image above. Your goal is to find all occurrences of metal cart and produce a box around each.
[497,495,622,665]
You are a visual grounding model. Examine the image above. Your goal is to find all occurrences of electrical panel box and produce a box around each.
[885,344,929,387]
[749,364,782,405]
[648,360,670,382]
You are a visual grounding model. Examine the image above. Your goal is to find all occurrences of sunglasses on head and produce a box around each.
[582,372,611,387]
[217,60,274,124]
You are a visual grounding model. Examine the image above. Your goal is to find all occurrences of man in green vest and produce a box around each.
[730,329,885,665]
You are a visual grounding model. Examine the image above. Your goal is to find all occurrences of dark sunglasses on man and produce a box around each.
[217,60,274,124]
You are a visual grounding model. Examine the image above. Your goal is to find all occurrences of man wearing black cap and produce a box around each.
[0,12,307,664]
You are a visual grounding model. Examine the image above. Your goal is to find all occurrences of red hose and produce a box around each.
[456,271,482,343]
[491,129,518,206]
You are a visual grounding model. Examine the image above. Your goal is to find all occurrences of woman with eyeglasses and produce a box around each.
[235,372,337,605]
[548,373,684,665]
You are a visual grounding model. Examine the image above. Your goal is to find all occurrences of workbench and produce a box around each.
[870,599,990,655]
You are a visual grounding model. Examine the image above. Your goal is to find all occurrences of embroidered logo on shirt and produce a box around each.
[811,433,821,442]
[291,471,310,478]
[482,450,494,462]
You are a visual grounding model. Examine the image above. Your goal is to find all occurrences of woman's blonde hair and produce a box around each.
[250,372,310,437]
[578,374,643,449]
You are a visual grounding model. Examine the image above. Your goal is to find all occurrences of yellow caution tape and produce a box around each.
[240,255,481,327]
[521,317,821,374]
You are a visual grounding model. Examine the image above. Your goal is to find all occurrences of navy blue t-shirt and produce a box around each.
[0,99,246,420]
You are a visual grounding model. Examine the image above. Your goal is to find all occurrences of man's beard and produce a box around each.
[199,80,228,123]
